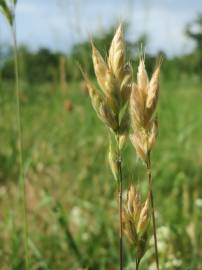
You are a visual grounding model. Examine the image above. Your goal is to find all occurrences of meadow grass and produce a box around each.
[0,76,201,269]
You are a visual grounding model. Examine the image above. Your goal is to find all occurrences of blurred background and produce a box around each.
[0,0,202,269]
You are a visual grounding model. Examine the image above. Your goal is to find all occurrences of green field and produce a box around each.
[0,76,201,269]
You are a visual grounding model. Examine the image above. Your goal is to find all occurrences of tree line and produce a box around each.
[0,14,201,84]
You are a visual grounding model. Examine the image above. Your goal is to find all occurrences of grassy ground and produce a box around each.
[0,76,202,269]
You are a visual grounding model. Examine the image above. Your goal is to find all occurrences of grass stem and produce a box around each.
[117,134,123,270]
[12,21,29,270]
[146,153,159,270]
[135,258,140,270]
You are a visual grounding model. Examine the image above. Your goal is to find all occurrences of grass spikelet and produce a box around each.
[83,23,132,270]
[108,24,125,79]
[130,56,162,161]
[123,185,150,269]
[84,76,118,132]
[130,130,148,162]
[146,58,163,112]
[136,197,150,237]
[91,43,108,93]
[130,53,163,270]
[137,56,148,98]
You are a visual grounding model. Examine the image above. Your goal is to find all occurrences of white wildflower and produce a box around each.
[195,198,202,208]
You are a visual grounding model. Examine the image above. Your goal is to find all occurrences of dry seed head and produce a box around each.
[130,55,162,162]
[130,56,162,129]
[137,196,150,237]
[85,79,117,131]
[123,185,150,249]
[104,69,120,113]
[99,103,118,131]
[146,60,161,112]
[92,43,108,94]
[108,24,125,79]
[127,186,142,223]
[130,131,148,162]
[119,110,130,134]
[120,63,132,104]
[123,211,138,243]
[130,83,145,129]
[91,43,120,115]
[86,24,132,139]
[137,57,148,98]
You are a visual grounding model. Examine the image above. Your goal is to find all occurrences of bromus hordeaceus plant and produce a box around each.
[83,24,163,269]
[130,55,162,269]
[0,1,29,269]
[123,185,150,269]
[82,24,132,269]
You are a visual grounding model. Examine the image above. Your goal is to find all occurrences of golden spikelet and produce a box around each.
[108,24,125,80]
[137,197,150,237]
[137,57,148,98]
[120,63,133,105]
[83,24,132,140]
[84,78,118,131]
[127,186,142,224]
[130,130,148,162]
[146,59,162,111]
[130,56,162,163]
[92,43,108,94]
[123,185,150,260]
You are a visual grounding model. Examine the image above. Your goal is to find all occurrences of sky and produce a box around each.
[0,0,202,56]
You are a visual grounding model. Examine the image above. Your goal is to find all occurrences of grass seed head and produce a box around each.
[130,130,148,162]
[85,79,118,131]
[123,185,151,260]
[92,43,109,94]
[130,55,162,163]
[120,63,133,105]
[137,196,150,237]
[84,23,132,141]
[127,185,142,223]
[137,57,149,98]
[108,24,125,80]
[146,59,162,112]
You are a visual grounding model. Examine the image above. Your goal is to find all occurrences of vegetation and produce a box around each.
[0,2,201,269]
[0,75,201,269]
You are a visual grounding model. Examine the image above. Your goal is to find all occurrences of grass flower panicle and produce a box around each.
[130,57,162,164]
[83,24,133,270]
[123,185,150,269]
[130,55,163,270]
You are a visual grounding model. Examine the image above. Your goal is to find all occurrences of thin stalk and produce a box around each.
[117,134,123,270]
[135,258,140,270]
[11,20,29,269]
[146,152,159,270]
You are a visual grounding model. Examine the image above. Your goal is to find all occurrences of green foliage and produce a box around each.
[0,0,14,25]
[0,77,201,269]
[185,13,202,73]
[186,13,202,47]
